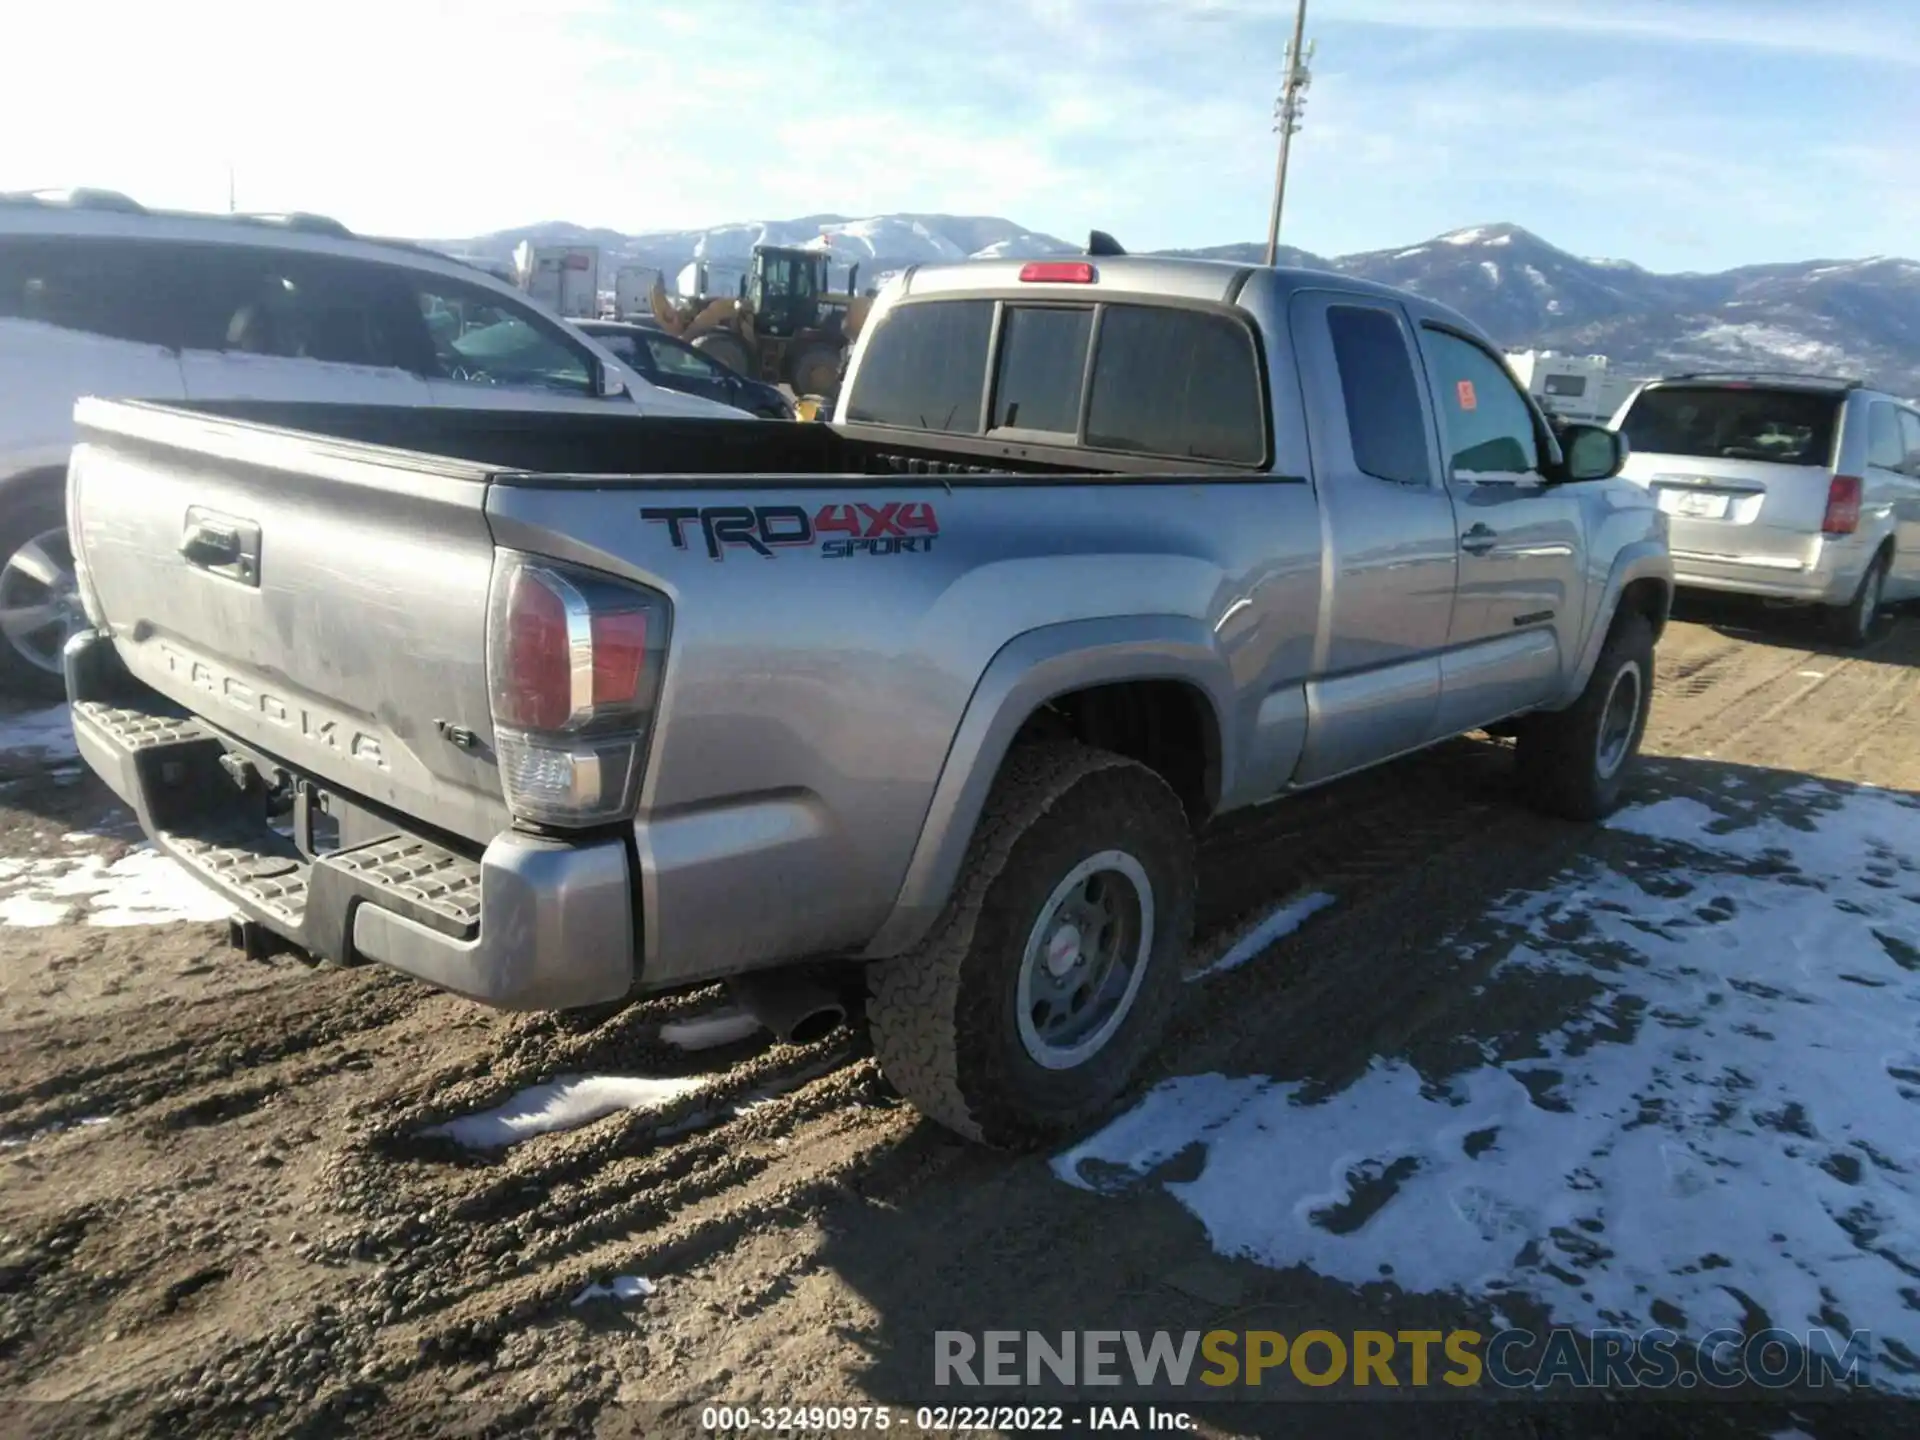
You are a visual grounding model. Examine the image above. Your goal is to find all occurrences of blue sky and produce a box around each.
[3,0,1915,271]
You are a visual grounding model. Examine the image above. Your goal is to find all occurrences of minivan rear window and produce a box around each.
[1619,385,1840,466]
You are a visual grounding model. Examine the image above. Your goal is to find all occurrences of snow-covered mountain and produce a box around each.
[437,215,1920,397]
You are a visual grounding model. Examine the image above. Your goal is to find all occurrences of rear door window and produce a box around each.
[1084,305,1266,464]
[1618,385,1839,465]
[1326,304,1431,485]
[185,248,429,371]
[1867,401,1905,471]
[844,299,992,431]
[990,305,1092,435]
[1900,409,1920,477]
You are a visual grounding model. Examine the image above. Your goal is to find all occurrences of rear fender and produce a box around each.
[859,615,1234,960]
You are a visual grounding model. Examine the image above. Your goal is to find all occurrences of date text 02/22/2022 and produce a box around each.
[698,1404,1190,1431]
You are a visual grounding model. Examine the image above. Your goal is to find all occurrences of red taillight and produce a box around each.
[1019,261,1095,284]
[590,608,648,707]
[1823,474,1862,535]
[498,568,574,730]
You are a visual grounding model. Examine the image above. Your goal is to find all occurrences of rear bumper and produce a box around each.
[1669,536,1867,605]
[65,632,635,1010]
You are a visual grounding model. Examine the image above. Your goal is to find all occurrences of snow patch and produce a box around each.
[1394,246,1430,260]
[1057,783,1920,1393]
[660,1009,765,1051]
[572,1275,655,1306]
[426,1075,707,1149]
[1691,322,1851,369]
[1189,893,1336,981]
[1479,261,1500,284]
[0,841,232,928]
[0,705,79,764]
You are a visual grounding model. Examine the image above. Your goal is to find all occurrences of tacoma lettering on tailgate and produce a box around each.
[642,502,939,561]
[157,643,388,770]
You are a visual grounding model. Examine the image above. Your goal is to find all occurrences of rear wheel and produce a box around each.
[1825,550,1889,649]
[785,341,843,401]
[866,743,1196,1147]
[691,331,753,378]
[1515,611,1654,821]
[0,479,81,701]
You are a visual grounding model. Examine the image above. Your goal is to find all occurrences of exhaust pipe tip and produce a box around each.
[728,969,848,1046]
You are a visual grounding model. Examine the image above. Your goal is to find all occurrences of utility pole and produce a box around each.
[1264,0,1314,266]
[227,163,236,214]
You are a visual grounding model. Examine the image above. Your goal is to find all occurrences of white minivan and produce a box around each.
[1613,371,1920,647]
[0,189,747,697]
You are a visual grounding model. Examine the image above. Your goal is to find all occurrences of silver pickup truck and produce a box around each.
[62,250,1671,1145]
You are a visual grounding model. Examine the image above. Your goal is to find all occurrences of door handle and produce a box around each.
[181,523,241,568]
[179,507,262,586]
[1460,523,1498,555]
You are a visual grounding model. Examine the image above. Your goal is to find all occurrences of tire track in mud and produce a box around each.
[0,969,429,1142]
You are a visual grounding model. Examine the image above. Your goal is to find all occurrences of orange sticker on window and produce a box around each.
[1457,379,1478,411]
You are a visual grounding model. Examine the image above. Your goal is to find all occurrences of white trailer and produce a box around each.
[513,243,600,319]
[613,265,663,320]
[1506,349,1642,427]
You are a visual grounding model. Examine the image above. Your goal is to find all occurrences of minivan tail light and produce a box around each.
[1019,261,1096,284]
[1822,475,1862,535]
[487,554,669,828]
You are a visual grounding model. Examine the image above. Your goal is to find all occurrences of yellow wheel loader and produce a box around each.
[648,245,874,407]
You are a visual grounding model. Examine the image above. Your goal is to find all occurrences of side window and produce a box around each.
[843,299,993,431]
[408,275,595,395]
[594,332,645,366]
[0,237,161,347]
[1084,305,1266,465]
[646,335,722,380]
[991,305,1093,434]
[1866,402,1905,471]
[1899,410,1920,477]
[188,249,426,371]
[1421,328,1541,476]
[1326,305,1432,485]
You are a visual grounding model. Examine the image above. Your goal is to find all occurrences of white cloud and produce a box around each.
[1213,0,1920,65]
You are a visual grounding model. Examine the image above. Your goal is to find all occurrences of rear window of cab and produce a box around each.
[844,297,1269,467]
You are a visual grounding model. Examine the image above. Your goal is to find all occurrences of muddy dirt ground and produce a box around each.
[5,597,1920,1439]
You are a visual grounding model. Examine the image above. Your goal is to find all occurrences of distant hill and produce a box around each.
[433,215,1920,396]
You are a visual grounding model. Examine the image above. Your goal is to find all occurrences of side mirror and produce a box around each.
[597,367,629,400]
[1558,423,1627,482]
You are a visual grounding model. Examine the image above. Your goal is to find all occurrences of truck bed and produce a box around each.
[98,398,1140,485]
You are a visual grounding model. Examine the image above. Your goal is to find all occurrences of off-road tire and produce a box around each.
[691,331,753,378]
[1515,611,1655,822]
[1824,549,1890,650]
[0,477,75,702]
[785,341,842,401]
[866,743,1196,1147]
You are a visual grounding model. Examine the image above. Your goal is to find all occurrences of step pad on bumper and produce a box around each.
[71,698,482,960]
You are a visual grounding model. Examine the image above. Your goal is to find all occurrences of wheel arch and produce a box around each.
[1550,542,1673,709]
[860,615,1233,960]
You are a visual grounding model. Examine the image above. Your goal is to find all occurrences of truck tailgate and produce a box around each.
[69,401,509,844]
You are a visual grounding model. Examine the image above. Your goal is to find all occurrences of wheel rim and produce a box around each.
[0,526,81,677]
[1015,850,1155,1072]
[1595,659,1644,781]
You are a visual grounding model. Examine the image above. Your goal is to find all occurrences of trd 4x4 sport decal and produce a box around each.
[642,502,940,560]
